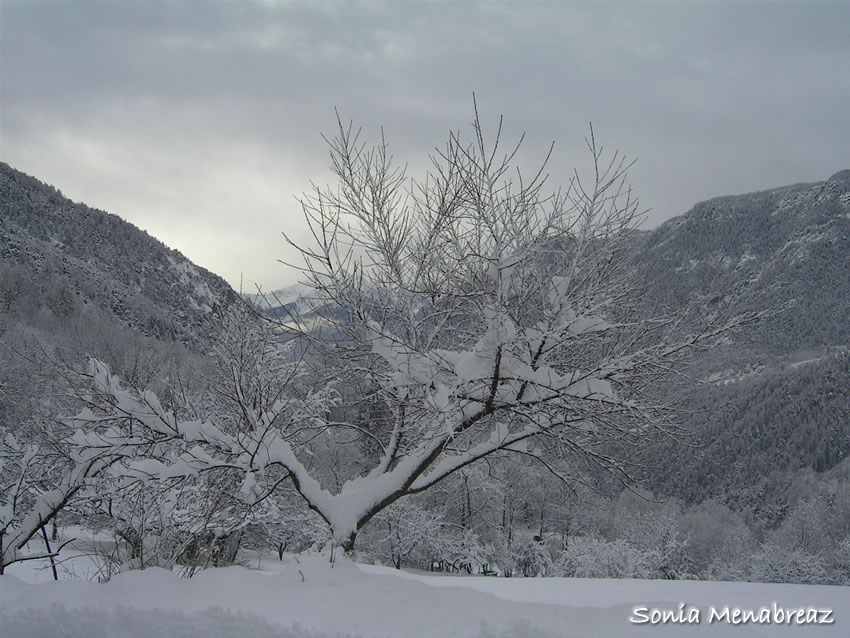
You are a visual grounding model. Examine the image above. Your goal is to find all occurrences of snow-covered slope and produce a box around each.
[0,162,238,351]
[635,169,850,507]
[640,169,850,357]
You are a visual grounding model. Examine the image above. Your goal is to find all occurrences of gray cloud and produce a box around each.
[2,0,849,290]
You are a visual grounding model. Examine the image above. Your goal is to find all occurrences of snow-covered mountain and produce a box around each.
[635,170,850,511]
[640,169,850,357]
[0,162,238,352]
[243,282,318,321]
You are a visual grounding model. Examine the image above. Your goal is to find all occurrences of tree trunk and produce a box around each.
[40,524,58,581]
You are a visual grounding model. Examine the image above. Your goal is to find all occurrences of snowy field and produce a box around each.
[1,550,847,638]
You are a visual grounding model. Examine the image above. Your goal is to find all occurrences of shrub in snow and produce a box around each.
[513,535,553,577]
[359,499,490,573]
[242,488,330,560]
[749,544,830,585]
[437,526,491,574]
[557,536,654,579]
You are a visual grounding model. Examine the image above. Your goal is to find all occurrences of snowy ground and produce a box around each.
[1,549,847,637]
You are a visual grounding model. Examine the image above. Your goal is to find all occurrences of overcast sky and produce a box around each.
[2,1,848,291]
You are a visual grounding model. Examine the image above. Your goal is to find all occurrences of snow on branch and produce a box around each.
[263,105,761,549]
[39,107,763,554]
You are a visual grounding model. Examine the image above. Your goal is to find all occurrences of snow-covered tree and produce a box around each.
[750,479,850,584]
[677,499,756,578]
[272,105,759,549]
[0,427,116,574]
[64,106,761,554]
[55,304,336,560]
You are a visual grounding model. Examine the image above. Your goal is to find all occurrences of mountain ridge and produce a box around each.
[640,168,850,358]
[0,161,238,351]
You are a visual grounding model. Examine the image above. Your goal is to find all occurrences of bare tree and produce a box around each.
[273,104,759,549]
[65,105,760,554]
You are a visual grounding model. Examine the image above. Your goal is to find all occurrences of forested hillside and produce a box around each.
[648,351,850,520]
[634,170,850,513]
[640,169,850,357]
[0,162,237,352]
